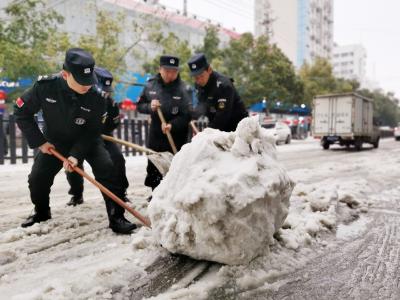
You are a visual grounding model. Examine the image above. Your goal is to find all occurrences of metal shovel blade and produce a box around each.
[147,152,174,176]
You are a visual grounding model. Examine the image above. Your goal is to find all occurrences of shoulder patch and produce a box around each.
[102,112,108,124]
[37,74,57,82]
[92,86,107,99]
[15,97,24,108]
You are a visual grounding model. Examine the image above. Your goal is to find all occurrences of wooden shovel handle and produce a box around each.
[49,148,151,228]
[190,121,199,135]
[157,107,177,154]
[101,134,157,154]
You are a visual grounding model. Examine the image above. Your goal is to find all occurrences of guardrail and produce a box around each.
[0,114,205,164]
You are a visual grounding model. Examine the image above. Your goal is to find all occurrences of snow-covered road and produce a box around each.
[1,137,399,299]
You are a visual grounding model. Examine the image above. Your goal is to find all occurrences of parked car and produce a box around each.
[262,121,292,145]
[394,123,400,141]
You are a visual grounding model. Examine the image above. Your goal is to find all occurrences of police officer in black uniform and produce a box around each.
[15,48,136,234]
[137,55,191,192]
[187,53,248,132]
[65,67,131,206]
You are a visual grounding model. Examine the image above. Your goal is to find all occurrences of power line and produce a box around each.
[234,0,253,5]
[159,1,251,31]
[216,0,253,15]
[201,0,253,19]
[207,1,253,19]
[222,0,253,13]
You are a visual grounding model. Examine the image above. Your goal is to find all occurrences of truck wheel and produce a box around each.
[322,141,330,150]
[373,137,380,148]
[354,139,362,151]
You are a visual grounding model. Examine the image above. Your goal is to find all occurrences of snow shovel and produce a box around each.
[157,107,178,154]
[49,148,151,228]
[190,121,200,135]
[101,134,173,176]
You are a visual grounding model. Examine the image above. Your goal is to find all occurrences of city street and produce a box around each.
[0,137,399,299]
[209,138,400,300]
[1,0,400,298]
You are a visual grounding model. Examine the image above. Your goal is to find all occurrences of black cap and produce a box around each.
[94,67,113,92]
[63,48,97,86]
[160,55,179,69]
[187,53,209,76]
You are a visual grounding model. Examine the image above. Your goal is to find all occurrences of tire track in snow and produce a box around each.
[127,254,213,299]
[242,211,400,300]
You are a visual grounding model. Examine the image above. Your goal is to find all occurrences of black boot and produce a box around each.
[109,216,137,234]
[67,195,84,206]
[123,194,131,203]
[21,208,51,228]
[105,200,137,234]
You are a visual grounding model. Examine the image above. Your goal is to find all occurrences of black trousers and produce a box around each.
[144,160,163,190]
[3,135,7,155]
[145,134,186,190]
[28,143,124,212]
[66,141,129,197]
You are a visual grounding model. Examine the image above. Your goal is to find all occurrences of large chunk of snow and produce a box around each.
[148,117,295,265]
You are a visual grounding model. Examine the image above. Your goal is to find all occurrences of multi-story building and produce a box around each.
[332,44,367,83]
[1,0,239,70]
[56,0,240,68]
[0,0,240,101]
[254,0,334,68]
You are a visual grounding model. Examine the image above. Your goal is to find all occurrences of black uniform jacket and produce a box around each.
[195,71,248,132]
[137,74,191,152]
[102,94,120,136]
[14,74,107,160]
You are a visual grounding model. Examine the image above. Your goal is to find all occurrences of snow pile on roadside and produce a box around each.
[276,178,371,250]
[190,179,374,299]
[148,117,295,265]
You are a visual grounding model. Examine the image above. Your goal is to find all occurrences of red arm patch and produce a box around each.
[16,97,24,108]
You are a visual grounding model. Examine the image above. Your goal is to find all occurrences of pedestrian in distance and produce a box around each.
[1,128,7,155]
[137,55,191,196]
[187,53,248,132]
[14,47,136,234]
[65,66,131,206]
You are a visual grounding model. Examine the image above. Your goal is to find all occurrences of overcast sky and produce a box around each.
[334,0,400,97]
[159,0,400,98]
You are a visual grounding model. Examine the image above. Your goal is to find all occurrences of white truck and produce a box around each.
[312,93,380,150]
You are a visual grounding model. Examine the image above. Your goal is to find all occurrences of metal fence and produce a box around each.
[0,114,395,165]
[0,114,203,165]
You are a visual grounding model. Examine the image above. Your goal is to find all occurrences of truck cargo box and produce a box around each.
[313,93,373,136]
[312,93,379,150]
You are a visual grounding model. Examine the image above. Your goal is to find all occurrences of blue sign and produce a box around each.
[1,73,150,104]
[113,72,152,103]
[0,78,33,94]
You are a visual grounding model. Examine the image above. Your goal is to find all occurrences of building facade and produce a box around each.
[254,0,334,68]
[332,44,367,83]
[46,0,239,70]
[1,0,238,70]
[0,0,240,101]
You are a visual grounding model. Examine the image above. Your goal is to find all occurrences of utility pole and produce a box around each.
[183,0,187,16]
